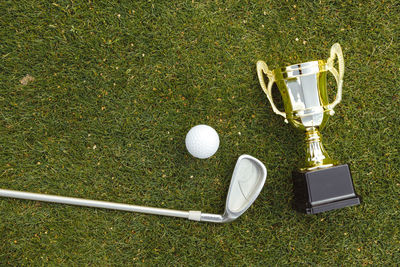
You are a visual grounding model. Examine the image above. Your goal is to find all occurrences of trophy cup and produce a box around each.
[257,43,361,214]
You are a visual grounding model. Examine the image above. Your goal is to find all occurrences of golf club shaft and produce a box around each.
[0,189,202,220]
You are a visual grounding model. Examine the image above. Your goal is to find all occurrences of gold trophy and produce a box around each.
[257,43,360,214]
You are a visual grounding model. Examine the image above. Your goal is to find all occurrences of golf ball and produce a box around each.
[185,125,220,159]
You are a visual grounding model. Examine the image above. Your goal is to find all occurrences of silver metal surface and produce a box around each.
[0,154,267,223]
[0,189,191,218]
[200,155,267,223]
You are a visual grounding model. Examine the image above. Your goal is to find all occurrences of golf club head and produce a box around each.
[223,154,267,222]
[199,154,267,223]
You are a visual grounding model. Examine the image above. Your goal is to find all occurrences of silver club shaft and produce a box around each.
[0,189,202,220]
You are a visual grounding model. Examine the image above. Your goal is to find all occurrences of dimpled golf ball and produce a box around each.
[185,125,220,159]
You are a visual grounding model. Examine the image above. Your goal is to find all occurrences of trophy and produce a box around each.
[257,43,361,214]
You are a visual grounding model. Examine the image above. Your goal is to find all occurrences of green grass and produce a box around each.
[1,0,399,265]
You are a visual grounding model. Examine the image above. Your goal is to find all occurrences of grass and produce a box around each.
[0,0,399,265]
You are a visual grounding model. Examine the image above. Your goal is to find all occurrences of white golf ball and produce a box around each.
[185,125,220,159]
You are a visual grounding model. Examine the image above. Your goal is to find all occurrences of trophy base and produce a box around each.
[292,164,361,214]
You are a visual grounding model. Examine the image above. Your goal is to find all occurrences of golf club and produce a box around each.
[0,154,266,223]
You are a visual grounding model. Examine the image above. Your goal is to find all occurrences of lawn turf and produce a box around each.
[0,0,399,265]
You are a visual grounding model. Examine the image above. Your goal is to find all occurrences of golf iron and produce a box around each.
[0,155,267,223]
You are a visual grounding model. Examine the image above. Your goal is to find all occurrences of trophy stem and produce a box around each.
[302,127,337,171]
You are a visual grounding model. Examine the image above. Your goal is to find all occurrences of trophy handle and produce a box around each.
[256,60,287,121]
[327,43,345,114]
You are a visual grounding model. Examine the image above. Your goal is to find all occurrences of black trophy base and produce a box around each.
[292,164,361,214]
